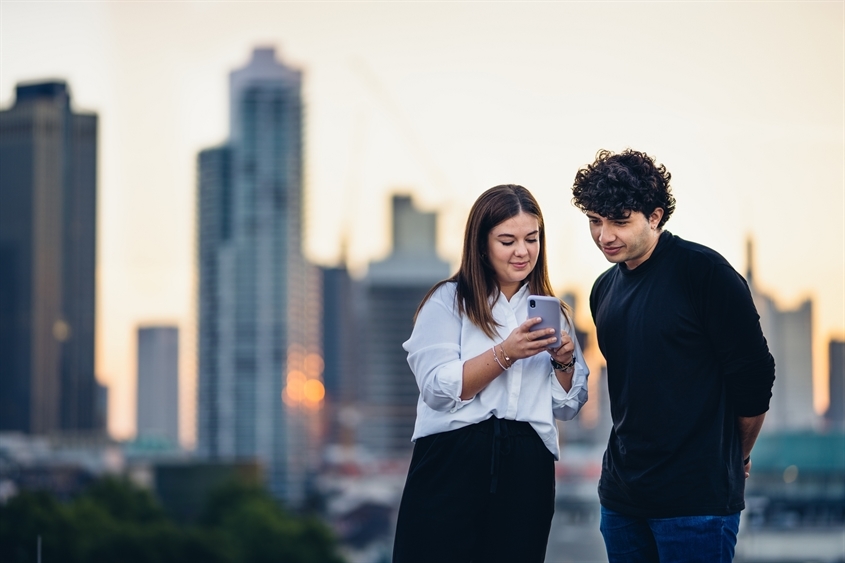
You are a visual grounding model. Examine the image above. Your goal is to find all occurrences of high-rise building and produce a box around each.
[358,195,451,457]
[0,81,100,434]
[557,293,602,444]
[321,264,361,446]
[137,326,180,446]
[196,48,322,504]
[746,238,816,431]
[825,339,845,429]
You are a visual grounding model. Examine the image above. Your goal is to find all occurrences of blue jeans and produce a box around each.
[599,506,740,563]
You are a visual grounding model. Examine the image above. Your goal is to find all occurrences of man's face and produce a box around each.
[586,209,663,270]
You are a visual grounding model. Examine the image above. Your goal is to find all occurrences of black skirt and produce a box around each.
[392,416,556,563]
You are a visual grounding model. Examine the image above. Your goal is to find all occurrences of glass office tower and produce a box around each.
[197,48,321,503]
[0,81,100,434]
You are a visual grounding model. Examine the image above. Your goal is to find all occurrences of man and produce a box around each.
[571,149,775,562]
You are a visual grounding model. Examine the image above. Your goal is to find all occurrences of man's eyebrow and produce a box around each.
[587,211,631,220]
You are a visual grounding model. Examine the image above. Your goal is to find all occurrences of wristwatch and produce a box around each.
[551,355,576,373]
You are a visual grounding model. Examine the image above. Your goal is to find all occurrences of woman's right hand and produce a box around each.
[462,318,559,400]
[501,317,558,361]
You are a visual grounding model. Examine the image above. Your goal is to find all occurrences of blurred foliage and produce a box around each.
[0,477,345,563]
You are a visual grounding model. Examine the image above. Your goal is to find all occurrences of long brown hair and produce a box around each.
[416,184,570,338]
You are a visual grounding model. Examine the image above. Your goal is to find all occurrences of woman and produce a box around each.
[392,184,589,563]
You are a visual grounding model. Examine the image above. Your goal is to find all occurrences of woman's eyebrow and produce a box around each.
[495,230,538,237]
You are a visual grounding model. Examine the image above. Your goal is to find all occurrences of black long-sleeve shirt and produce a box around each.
[590,231,775,518]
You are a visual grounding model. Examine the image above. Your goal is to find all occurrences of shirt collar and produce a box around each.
[618,230,674,276]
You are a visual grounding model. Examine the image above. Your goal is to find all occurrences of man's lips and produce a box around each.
[602,246,623,255]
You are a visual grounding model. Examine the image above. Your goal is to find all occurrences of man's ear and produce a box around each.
[649,208,664,229]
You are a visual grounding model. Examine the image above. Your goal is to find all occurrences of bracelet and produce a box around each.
[498,344,512,368]
[492,346,508,371]
[551,355,576,373]
[743,455,751,465]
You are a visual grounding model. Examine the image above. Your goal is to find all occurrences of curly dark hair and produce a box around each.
[571,149,675,228]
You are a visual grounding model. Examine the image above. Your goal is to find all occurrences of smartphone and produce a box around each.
[527,295,561,349]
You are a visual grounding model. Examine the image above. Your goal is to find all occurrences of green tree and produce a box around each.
[1,477,214,563]
[84,477,168,524]
[0,490,77,563]
[201,480,345,563]
[0,476,345,563]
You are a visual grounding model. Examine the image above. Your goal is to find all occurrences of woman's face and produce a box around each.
[486,211,540,298]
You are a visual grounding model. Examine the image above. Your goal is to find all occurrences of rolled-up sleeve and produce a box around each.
[551,316,590,421]
[403,286,474,413]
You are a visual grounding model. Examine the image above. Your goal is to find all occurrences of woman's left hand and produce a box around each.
[548,331,575,365]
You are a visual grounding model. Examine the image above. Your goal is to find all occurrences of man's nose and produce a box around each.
[597,224,615,243]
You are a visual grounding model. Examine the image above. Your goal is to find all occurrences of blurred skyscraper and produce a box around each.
[358,195,450,456]
[557,292,606,444]
[746,239,816,431]
[826,339,844,429]
[137,326,180,446]
[321,264,361,447]
[0,81,102,434]
[196,48,322,504]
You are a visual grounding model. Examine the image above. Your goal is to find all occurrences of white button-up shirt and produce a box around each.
[403,282,589,459]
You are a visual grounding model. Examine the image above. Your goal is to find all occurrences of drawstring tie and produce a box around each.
[489,418,512,493]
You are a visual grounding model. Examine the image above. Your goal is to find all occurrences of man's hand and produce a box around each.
[738,413,766,478]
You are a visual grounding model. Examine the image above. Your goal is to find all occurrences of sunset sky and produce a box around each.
[2,1,842,442]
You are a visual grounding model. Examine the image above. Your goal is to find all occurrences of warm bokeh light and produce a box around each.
[284,368,324,409]
[304,353,324,377]
[288,344,306,366]
[303,379,325,405]
[285,370,307,404]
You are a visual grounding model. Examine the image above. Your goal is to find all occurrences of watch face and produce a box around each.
[551,356,575,372]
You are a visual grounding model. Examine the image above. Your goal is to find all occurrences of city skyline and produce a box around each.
[1,2,842,441]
